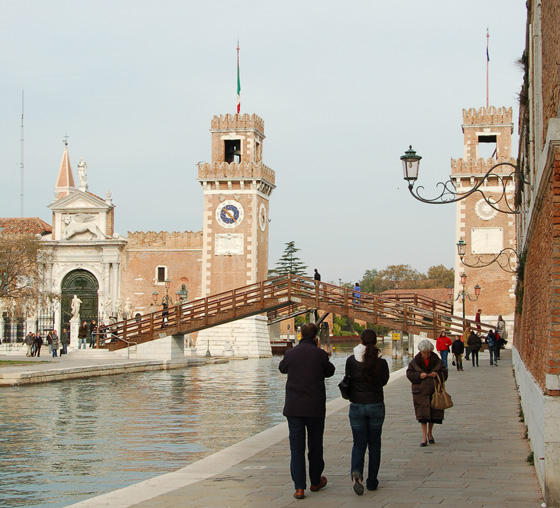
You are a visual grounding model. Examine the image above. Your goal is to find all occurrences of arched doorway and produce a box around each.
[61,270,99,328]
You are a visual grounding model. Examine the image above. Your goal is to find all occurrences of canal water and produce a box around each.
[0,341,408,508]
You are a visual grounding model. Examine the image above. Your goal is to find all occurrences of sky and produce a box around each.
[0,1,527,285]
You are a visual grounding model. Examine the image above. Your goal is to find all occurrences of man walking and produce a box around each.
[279,323,335,500]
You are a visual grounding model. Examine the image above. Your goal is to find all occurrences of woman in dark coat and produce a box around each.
[406,339,448,447]
[345,329,390,495]
[467,331,482,367]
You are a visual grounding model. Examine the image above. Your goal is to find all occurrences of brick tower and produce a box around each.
[196,113,276,357]
[452,106,516,333]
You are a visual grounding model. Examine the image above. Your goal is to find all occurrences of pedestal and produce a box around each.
[195,315,272,357]
[70,317,80,344]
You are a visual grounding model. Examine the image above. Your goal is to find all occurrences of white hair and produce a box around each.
[417,339,434,352]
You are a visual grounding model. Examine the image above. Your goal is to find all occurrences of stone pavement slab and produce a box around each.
[67,350,544,508]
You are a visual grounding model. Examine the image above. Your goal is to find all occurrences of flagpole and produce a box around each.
[486,29,490,109]
[237,40,241,114]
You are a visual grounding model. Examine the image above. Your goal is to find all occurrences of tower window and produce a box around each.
[477,134,497,159]
[225,140,241,163]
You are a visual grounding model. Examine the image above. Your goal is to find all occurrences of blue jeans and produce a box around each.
[489,345,499,365]
[287,416,325,490]
[349,402,385,491]
[439,349,449,368]
[78,338,86,349]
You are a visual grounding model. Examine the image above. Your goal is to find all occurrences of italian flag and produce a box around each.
[237,42,241,114]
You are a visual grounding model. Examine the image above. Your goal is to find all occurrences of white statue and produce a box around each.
[124,298,132,319]
[62,214,108,241]
[77,158,87,186]
[71,295,82,319]
[104,295,112,318]
[116,299,124,321]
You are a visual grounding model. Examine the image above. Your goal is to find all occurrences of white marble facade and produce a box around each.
[43,187,126,331]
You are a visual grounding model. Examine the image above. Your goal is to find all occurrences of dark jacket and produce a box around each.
[61,331,70,346]
[279,337,335,418]
[78,324,88,339]
[345,354,389,405]
[451,339,464,355]
[467,332,482,352]
[406,352,448,421]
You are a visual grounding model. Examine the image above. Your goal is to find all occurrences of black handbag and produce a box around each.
[338,375,351,400]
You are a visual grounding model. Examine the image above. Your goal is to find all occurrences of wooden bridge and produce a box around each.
[98,274,494,351]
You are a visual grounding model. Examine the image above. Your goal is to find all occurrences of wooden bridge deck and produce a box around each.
[98,274,494,351]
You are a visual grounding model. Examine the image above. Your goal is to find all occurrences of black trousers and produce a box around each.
[287,416,325,490]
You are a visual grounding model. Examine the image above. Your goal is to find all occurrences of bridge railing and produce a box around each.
[99,274,496,348]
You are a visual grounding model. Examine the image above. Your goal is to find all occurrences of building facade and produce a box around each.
[514,1,560,505]
[1,113,275,357]
[451,106,517,332]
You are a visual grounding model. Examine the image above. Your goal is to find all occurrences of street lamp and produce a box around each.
[152,278,172,306]
[456,238,518,274]
[400,146,529,214]
[450,273,481,327]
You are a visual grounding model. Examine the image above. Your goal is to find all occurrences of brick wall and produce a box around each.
[516,151,560,390]
[541,1,560,147]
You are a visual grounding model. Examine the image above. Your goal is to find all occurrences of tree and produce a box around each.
[424,265,454,288]
[0,234,56,317]
[269,241,308,277]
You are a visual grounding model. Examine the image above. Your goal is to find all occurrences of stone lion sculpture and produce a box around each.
[62,214,109,241]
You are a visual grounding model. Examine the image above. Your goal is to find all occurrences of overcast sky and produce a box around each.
[0,1,527,284]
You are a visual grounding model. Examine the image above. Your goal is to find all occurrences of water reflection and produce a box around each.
[0,341,407,507]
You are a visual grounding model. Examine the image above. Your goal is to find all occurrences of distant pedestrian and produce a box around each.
[314,269,321,282]
[78,321,88,349]
[486,330,499,366]
[60,328,69,355]
[463,326,471,361]
[345,329,390,495]
[475,309,482,332]
[25,332,34,357]
[353,283,361,305]
[161,302,169,328]
[51,332,60,357]
[406,339,448,447]
[46,330,53,354]
[451,335,464,371]
[51,330,59,354]
[34,334,43,358]
[89,320,97,348]
[435,331,452,369]
[467,331,482,367]
[279,322,335,500]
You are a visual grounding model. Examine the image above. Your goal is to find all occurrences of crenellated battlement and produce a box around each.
[462,106,513,125]
[211,113,265,134]
[451,156,518,175]
[198,161,275,185]
[127,230,203,249]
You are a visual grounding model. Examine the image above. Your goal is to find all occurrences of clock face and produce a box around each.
[475,199,498,221]
[259,203,267,232]
[216,200,244,228]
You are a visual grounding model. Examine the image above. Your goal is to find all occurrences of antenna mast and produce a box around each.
[20,91,24,217]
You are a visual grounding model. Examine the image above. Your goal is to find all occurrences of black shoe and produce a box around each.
[428,437,435,444]
[352,471,364,496]
[420,442,427,447]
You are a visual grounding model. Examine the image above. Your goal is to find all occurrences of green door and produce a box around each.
[61,270,99,329]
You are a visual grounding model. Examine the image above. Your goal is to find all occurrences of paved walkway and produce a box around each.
[67,349,544,508]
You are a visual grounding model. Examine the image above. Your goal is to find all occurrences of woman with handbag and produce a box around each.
[344,329,390,495]
[406,339,448,447]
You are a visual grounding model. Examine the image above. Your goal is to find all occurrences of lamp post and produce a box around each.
[152,277,172,307]
[456,238,518,273]
[400,146,529,214]
[449,273,481,328]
